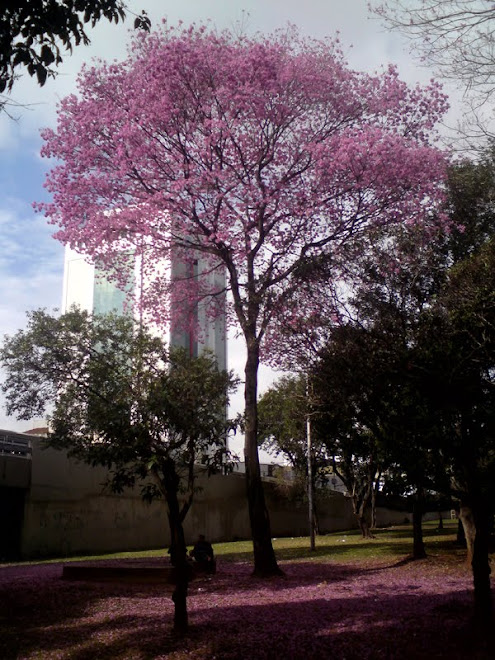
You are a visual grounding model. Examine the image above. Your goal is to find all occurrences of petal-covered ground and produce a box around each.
[0,555,493,659]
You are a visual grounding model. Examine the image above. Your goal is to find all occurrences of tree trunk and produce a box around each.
[171,562,189,634]
[244,343,281,576]
[459,495,492,625]
[349,475,375,539]
[371,482,378,530]
[353,496,374,539]
[358,513,373,539]
[459,504,476,565]
[456,515,466,547]
[169,515,190,634]
[312,499,320,537]
[437,510,444,530]
[470,497,492,625]
[412,491,426,559]
[163,462,191,633]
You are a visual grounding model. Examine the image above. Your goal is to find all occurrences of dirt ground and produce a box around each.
[0,555,493,659]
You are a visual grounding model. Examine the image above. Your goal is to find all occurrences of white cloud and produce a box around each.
[0,195,63,431]
[0,265,62,432]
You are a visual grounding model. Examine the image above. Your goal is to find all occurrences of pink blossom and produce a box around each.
[36,23,451,575]
[37,23,449,350]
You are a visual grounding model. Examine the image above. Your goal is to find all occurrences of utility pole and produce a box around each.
[306,374,315,551]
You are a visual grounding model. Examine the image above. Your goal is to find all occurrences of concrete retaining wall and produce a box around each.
[21,440,168,558]
[15,439,415,559]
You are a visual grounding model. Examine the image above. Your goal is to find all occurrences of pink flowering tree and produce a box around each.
[38,24,448,576]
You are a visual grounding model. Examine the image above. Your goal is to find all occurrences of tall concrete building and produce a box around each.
[61,246,227,371]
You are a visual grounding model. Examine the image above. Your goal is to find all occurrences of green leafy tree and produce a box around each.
[257,374,328,533]
[353,223,454,555]
[446,150,495,262]
[305,207,455,545]
[0,1,150,95]
[335,154,495,612]
[277,151,495,618]
[312,324,391,539]
[259,375,308,478]
[294,151,495,549]
[416,239,495,622]
[0,307,237,633]
[420,153,495,600]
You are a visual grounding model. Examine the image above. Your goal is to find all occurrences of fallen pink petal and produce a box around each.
[1,549,493,659]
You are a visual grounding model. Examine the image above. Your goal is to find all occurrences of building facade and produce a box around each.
[61,246,227,371]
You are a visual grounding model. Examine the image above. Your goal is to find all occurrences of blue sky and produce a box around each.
[0,0,460,437]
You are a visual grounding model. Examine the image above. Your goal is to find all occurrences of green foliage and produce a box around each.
[258,375,307,469]
[1,307,238,505]
[446,152,495,262]
[0,1,150,94]
[311,150,495,512]
[417,239,495,500]
[0,305,237,632]
[258,374,330,492]
[312,323,389,486]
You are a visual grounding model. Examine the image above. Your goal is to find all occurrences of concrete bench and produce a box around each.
[62,564,177,584]
[61,562,213,584]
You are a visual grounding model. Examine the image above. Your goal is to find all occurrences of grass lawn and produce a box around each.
[218,520,465,564]
[6,519,461,566]
[1,521,493,659]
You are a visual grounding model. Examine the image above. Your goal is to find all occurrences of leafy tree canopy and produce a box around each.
[258,375,308,469]
[0,307,237,501]
[417,237,495,491]
[446,149,495,262]
[0,1,150,93]
[258,374,328,486]
[1,306,238,631]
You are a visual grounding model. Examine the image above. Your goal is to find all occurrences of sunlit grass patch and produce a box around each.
[1,519,468,568]
[214,520,462,564]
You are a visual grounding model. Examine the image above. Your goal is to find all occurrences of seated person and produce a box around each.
[189,534,216,573]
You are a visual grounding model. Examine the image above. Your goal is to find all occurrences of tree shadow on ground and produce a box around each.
[219,526,464,564]
[264,542,464,564]
[0,563,182,659]
[187,591,493,660]
[0,558,489,660]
